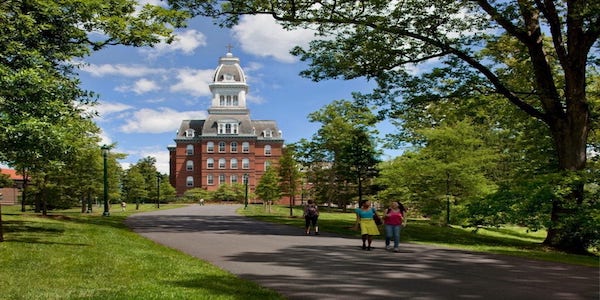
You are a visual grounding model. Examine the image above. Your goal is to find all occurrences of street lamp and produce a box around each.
[156,172,161,209]
[243,173,249,209]
[101,144,110,217]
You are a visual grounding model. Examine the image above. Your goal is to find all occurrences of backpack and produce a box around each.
[306,205,318,217]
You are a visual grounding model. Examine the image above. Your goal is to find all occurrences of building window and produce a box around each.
[207,142,214,153]
[230,158,238,169]
[219,95,225,106]
[264,160,271,171]
[207,158,214,169]
[186,144,194,155]
[263,130,273,138]
[265,145,272,156]
[233,95,239,106]
[231,175,238,184]
[218,122,239,134]
[242,158,250,169]
[219,174,226,184]
[219,141,226,152]
[219,158,226,169]
[242,142,249,153]
[207,174,214,185]
[186,176,194,187]
[185,129,195,137]
[230,142,238,153]
[186,160,193,171]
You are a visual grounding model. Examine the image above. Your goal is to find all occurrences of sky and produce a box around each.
[77,14,403,174]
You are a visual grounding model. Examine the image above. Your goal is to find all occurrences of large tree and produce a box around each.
[176,0,598,253]
[0,0,188,212]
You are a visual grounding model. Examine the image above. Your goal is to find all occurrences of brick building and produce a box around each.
[0,168,25,206]
[168,52,284,197]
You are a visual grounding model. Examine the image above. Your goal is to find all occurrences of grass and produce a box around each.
[0,204,284,300]
[239,204,599,268]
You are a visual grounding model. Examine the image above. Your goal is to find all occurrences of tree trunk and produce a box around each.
[543,102,589,253]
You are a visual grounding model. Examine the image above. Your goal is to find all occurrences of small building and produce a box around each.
[168,52,284,198]
[0,168,25,206]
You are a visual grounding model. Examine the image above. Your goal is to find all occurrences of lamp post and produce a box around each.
[243,173,249,209]
[101,144,110,217]
[156,172,161,209]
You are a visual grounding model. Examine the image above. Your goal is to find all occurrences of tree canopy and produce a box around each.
[175,0,598,253]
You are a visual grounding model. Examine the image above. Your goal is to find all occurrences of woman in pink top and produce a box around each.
[384,201,406,252]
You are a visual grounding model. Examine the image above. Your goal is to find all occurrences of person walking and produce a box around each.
[354,200,380,250]
[303,200,320,235]
[384,201,406,252]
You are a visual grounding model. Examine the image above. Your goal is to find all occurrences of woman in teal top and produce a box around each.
[354,200,380,250]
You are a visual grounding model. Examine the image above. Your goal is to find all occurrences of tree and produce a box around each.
[122,167,148,210]
[378,121,500,225]
[180,0,598,253]
[255,166,281,212]
[0,0,188,216]
[302,99,381,210]
[278,145,301,216]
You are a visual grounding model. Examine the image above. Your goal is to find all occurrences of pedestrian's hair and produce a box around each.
[396,201,407,212]
[307,199,314,204]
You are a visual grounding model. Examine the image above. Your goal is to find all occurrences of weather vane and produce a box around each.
[226,44,234,53]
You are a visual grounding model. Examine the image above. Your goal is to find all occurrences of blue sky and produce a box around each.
[78,15,402,174]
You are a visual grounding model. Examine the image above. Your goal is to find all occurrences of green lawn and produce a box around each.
[0,204,284,300]
[239,204,599,267]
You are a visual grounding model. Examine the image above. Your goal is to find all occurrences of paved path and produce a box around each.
[125,204,599,300]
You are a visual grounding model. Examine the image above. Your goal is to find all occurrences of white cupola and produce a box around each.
[208,52,249,110]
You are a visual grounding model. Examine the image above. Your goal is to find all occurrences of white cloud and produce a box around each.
[132,78,161,94]
[120,107,207,134]
[232,15,316,63]
[170,68,214,96]
[82,63,167,77]
[96,102,134,117]
[142,29,207,57]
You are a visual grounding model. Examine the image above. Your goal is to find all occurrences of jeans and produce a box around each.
[385,224,401,248]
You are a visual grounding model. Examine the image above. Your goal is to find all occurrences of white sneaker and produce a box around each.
[393,248,399,252]
[386,245,392,250]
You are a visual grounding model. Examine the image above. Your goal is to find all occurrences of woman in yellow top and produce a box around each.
[354,200,380,250]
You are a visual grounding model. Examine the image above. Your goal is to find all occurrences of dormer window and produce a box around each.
[217,120,239,134]
[224,73,234,81]
[263,129,273,138]
[184,129,195,138]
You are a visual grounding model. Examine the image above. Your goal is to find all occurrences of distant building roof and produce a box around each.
[0,168,22,180]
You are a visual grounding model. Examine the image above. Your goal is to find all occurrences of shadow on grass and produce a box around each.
[167,274,284,300]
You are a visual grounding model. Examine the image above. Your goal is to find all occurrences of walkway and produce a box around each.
[125,204,599,300]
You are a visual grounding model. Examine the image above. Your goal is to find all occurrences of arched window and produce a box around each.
[264,145,272,156]
[219,174,226,184]
[242,142,250,153]
[186,160,193,171]
[207,158,214,169]
[230,158,238,169]
[242,158,250,169]
[186,176,194,187]
[207,142,214,152]
[207,174,214,185]
[218,141,226,152]
[230,142,238,152]
[186,144,194,155]
[264,160,272,171]
[218,158,226,169]
[231,175,238,183]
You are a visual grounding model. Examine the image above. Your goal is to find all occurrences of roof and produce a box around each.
[0,168,23,180]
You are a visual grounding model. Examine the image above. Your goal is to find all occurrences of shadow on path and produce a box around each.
[126,205,599,300]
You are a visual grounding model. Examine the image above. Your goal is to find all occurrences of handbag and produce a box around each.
[372,209,382,225]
